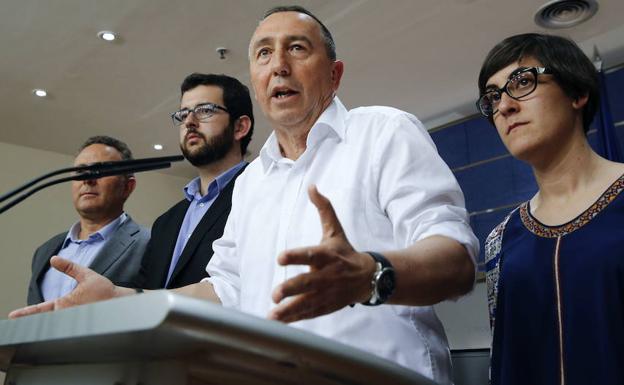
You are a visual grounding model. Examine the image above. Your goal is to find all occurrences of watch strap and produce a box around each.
[361,251,395,306]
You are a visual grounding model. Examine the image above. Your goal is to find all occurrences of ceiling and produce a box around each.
[2,0,623,178]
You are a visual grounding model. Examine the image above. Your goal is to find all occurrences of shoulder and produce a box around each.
[347,105,422,127]
[341,105,436,167]
[136,225,151,240]
[234,158,263,186]
[349,104,412,118]
[344,105,428,141]
[484,208,519,266]
[118,216,150,240]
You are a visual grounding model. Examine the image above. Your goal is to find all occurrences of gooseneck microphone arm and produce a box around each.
[0,155,184,215]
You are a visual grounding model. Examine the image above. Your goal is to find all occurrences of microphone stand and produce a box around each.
[0,155,184,215]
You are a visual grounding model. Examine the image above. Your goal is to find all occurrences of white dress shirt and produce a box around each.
[206,98,478,384]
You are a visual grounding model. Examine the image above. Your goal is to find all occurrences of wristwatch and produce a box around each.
[362,251,395,306]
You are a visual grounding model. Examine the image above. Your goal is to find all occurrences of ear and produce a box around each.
[123,176,136,199]
[233,115,252,142]
[572,93,589,110]
[330,60,344,91]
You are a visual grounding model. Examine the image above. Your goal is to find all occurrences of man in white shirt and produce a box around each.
[11,6,478,384]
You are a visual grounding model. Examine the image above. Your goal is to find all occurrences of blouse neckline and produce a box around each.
[520,173,624,238]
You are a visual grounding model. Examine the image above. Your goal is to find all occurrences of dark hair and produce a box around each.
[77,135,134,177]
[262,5,336,61]
[78,135,133,160]
[478,33,599,132]
[180,73,254,156]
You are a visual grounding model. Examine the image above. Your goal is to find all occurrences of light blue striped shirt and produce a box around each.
[40,213,127,301]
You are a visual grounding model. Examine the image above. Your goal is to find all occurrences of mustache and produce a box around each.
[184,129,206,143]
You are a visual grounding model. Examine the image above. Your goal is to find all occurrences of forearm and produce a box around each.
[382,235,475,306]
[113,282,221,303]
[115,282,222,303]
[171,281,222,303]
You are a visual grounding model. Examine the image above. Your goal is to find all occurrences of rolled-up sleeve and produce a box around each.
[373,113,480,262]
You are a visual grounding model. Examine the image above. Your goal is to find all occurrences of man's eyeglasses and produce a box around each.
[476,67,552,118]
[171,103,229,126]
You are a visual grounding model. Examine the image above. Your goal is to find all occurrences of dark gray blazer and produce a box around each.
[27,215,150,305]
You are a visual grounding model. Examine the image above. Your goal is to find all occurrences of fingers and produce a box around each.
[50,255,91,282]
[8,301,55,319]
[308,185,345,239]
[269,291,341,323]
[272,271,323,303]
[277,245,334,267]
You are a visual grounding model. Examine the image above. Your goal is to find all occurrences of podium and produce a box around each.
[0,292,436,385]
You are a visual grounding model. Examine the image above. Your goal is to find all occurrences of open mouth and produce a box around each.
[272,88,299,99]
[186,133,203,143]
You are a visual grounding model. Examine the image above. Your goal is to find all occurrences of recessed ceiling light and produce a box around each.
[97,30,117,41]
[33,89,47,97]
[153,144,163,151]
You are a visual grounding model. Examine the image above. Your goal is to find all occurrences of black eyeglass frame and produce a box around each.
[476,66,552,118]
[171,102,229,126]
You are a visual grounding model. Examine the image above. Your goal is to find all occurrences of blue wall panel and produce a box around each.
[464,119,507,163]
[456,157,515,212]
[606,69,624,123]
[430,125,468,169]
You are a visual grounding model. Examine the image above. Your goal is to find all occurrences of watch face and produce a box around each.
[377,268,396,301]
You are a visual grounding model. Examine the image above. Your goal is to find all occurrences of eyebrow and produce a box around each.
[485,66,530,90]
[250,34,314,52]
[509,67,528,78]
[178,102,214,111]
[484,84,499,92]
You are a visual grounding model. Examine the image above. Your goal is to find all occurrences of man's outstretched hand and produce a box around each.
[9,256,120,318]
[269,185,376,323]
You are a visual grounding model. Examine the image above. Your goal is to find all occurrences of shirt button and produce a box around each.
[199,203,205,207]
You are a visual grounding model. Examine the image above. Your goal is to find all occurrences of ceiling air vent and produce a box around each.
[534,0,599,29]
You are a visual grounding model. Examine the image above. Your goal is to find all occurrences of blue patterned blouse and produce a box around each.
[485,175,624,385]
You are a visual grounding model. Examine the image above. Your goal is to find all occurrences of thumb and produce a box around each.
[308,185,345,240]
[50,255,89,282]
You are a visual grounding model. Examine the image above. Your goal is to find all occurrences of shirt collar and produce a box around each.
[183,161,246,203]
[64,212,127,246]
[259,96,347,173]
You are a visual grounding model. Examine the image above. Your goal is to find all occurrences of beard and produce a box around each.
[180,123,235,167]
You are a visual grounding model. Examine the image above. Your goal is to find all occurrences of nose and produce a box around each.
[183,111,199,129]
[496,92,519,117]
[271,49,291,76]
[83,178,96,186]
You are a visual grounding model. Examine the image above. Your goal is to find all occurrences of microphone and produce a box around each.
[0,155,185,215]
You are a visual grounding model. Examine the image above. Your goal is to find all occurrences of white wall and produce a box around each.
[0,141,188,317]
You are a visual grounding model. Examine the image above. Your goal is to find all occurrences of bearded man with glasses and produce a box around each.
[137,73,253,290]
[478,33,624,385]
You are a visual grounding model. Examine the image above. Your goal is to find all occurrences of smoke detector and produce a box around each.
[535,0,599,29]
[216,47,228,60]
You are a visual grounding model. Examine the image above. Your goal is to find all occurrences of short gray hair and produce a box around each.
[260,5,336,61]
[77,135,133,161]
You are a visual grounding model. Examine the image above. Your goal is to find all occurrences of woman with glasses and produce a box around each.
[478,33,624,385]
